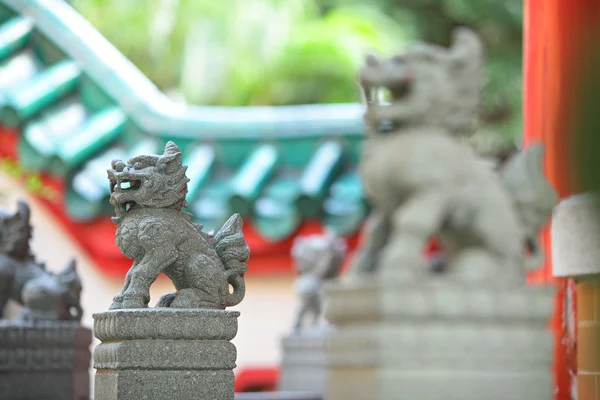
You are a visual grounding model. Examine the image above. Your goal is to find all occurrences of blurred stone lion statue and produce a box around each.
[0,200,82,321]
[349,28,558,282]
[291,231,346,331]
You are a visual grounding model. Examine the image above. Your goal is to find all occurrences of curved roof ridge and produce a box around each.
[5,0,365,139]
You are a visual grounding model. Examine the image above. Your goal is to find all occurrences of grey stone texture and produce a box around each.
[0,200,83,321]
[93,308,239,400]
[552,193,600,278]
[350,28,557,280]
[322,27,558,400]
[107,141,249,311]
[235,393,322,400]
[94,141,249,400]
[324,279,555,400]
[278,233,344,395]
[290,233,345,332]
[278,326,330,394]
[0,320,92,400]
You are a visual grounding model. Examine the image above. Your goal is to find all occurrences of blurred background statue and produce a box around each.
[0,200,83,321]
[291,231,346,331]
[350,28,557,282]
[323,28,559,400]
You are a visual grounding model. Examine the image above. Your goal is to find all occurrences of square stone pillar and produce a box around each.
[324,278,554,400]
[0,321,92,400]
[93,308,239,400]
[278,326,330,394]
[552,193,600,400]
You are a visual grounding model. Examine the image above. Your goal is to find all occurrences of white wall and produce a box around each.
[0,171,297,389]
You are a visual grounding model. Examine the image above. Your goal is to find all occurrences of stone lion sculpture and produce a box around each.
[0,200,82,321]
[107,141,250,310]
[291,231,346,331]
[350,28,558,282]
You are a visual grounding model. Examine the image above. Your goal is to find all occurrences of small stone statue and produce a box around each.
[291,231,345,331]
[95,141,249,400]
[350,27,558,281]
[0,200,83,321]
[107,141,249,309]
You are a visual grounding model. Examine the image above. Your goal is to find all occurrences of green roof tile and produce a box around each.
[19,98,87,170]
[297,141,345,218]
[0,49,42,92]
[254,177,303,240]
[229,144,280,217]
[66,146,127,219]
[66,139,158,220]
[0,0,370,240]
[1,59,80,126]
[0,17,32,61]
[51,107,126,175]
[190,179,232,233]
[183,145,216,201]
[323,171,367,235]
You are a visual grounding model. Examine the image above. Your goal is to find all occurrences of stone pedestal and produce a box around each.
[0,321,92,400]
[93,308,239,400]
[324,278,555,400]
[552,193,600,400]
[278,326,329,394]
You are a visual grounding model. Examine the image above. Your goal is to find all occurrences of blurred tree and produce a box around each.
[70,0,411,105]
[71,0,521,145]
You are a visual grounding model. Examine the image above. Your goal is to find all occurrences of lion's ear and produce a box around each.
[157,142,183,174]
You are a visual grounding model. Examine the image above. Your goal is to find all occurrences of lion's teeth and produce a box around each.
[125,203,132,212]
[120,181,131,189]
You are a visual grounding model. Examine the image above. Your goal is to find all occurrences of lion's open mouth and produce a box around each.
[119,179,141,192]
[108,176,143,214]
[124,201,137,212]
[115,200,139,213]
[110,179,142,193]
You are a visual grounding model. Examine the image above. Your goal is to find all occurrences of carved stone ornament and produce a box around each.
[94,141,250,400]
[106,141,249,310]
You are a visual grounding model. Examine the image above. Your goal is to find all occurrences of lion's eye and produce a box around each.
[133,162,143,170]
[111,160,126,172]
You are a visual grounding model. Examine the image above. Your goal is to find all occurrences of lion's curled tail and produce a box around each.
[499,143,558,269]
[213,213,250,307]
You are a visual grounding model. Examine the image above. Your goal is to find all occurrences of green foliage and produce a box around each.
[71,0,522,142]
[70,0,412,106]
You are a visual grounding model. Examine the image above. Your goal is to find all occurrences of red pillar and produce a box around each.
[523,0,600,398]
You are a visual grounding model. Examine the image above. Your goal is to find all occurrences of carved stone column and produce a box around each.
[324,278,555,400]
[552,193,600,400]
[278,326,330,394]
[0,321,92,400]
[93,308,239,400]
